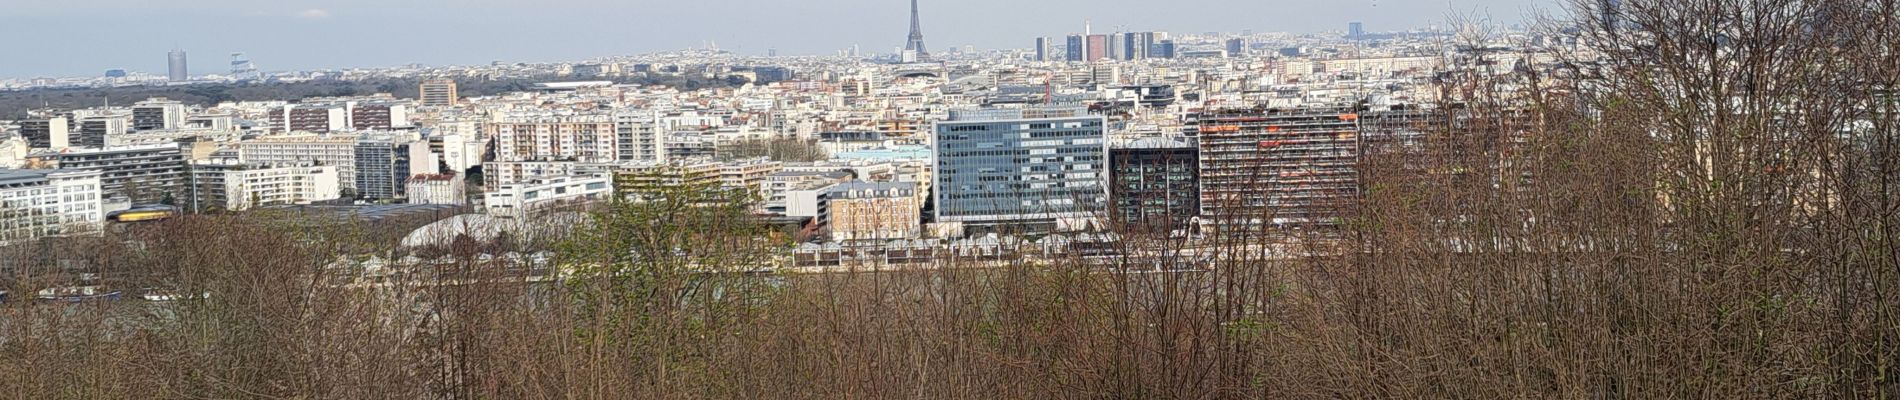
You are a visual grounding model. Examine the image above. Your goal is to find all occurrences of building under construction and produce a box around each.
[1196,104,1432,233]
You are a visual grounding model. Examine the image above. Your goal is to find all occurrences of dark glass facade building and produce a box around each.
[354,140,415,200]
[1108,137,1198,233]
[54,145,189,204]
[1066,35,1085,62]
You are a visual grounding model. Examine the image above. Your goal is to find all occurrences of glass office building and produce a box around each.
[932,107,1107,235]
[1108,136,1198,234]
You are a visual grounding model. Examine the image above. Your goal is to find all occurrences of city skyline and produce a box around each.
[0,0,1557,79]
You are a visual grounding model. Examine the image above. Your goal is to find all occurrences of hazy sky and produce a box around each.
[0,0,1560,79]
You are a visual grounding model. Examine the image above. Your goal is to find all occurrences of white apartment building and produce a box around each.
[614,113,667,164]
[239,135,359,191]
[485,115,618,163]
[0,137,28,169]
[434,133,488,173]
[719,158,783,195]
[782,183,835,221]
[191,163,341,211]
[0,169,105,242]
[483,173,613,218]
[406,173,467,205]
[482,161,586,188]
[763,170,852,214]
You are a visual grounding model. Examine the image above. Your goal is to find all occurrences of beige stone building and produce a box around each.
[825,181,921,242]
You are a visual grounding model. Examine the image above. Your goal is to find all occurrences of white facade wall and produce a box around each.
[240,137,358,190]
[483,173,613,218]
[220,166,342,211]
[481,161,577,188]
[0,170,105,242]
[406,176,467,205]
[438,133,488,173]
[486,117,618,163]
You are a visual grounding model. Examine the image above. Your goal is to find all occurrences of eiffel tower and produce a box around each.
[903,0,930,62]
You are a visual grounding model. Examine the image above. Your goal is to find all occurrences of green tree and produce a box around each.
[555,176,783,392]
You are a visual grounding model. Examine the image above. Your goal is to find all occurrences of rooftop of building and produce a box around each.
[55,144,184,156]
[944,105,1092,122]
[0,169,99,186]
[828,180,917,196]
[399,212,587,249]
[768,170,854,179]
[0,169,51,183]
[244,133,362,143]
[833,146,931,161]
[1110,135,1195,149]
[409,173,459,182]
[532,81,616,91]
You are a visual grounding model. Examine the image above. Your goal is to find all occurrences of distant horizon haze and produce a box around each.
[0,0,1559,79]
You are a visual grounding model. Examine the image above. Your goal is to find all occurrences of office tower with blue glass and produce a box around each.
[1065,35,1086,62]
[1124,32,1155,60]
[933,107,1107,236]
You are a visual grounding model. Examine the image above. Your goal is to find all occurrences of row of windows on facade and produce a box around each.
[939,156,1105,166]
[1,202,93,214]
[3,196,96,208]
[940,161,1103,175]
[940,200,1091,213]
[1116,198,1195,206]
[0,204,91,219]
[938,157,1105,167]
[963,172,1103,182]
[1116,175,1195,182]
[1114,166,1194,173]
[942,122,1098,132]
[948,170,1095,179]
[834,191,916,199]
[941,143,1093,152]
[951,178,1104,189]
[515,182,610,200]
[941,189,1104,200]
[6,185,98,197]
[939,132,1101,142]
[938,129,1103,140]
